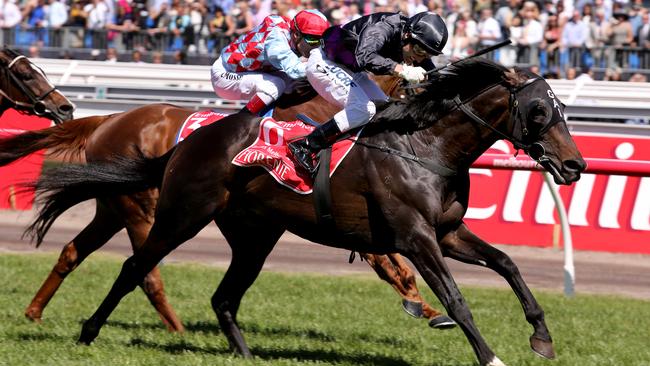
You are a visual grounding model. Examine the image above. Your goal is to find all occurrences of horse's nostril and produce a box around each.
[60,104,74,113]
[564,159,586,172]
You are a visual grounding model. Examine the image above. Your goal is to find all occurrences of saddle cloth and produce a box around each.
[174,110,229,145]
[232,117,360,194]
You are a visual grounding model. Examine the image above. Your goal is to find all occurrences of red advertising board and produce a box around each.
[0,109,51,210]
[466,133,650,254]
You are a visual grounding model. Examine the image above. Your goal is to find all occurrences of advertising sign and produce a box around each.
[0,109,51,210]
[466,133,650,254]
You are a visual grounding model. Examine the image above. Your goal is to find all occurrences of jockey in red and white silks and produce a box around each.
[288,12,449,174]
[210,10,329,115]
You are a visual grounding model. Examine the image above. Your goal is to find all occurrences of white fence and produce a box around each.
[33,58,650,121]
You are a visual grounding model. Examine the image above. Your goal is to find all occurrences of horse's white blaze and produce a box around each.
[487,356,507,366]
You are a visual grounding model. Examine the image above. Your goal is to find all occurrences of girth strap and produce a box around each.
[312,148,336,232]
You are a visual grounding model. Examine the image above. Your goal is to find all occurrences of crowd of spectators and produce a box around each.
[2,0,650,80]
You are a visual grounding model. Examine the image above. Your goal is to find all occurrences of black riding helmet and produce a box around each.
[405,12,448,56]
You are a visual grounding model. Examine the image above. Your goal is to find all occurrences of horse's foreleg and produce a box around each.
[362,253,454,327]
[386,253,456,329]
[212,218,284,357]
[404,223,503,366]
[440,223,555,360]
[361,253,426,317]
[24,202,124,322]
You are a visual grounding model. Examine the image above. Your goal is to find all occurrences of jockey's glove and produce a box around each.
[398,64,427,83]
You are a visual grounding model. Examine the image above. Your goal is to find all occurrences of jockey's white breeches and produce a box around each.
[306,48,388,132]
[211,57,289,102]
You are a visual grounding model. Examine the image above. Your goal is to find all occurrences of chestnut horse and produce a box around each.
[30,58,585,365]
[1,73,450,328]
[0,47,74,123]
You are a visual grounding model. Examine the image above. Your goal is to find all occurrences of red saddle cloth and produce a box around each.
[232,117,360,194]
[175,110,229,144]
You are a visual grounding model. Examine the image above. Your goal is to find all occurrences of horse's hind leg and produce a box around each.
[361,253,455,328]
[212,217,284,357]
[25,201,124,322]
[77,196,218,345]
[440,222,555,360]
[122,207,184,332]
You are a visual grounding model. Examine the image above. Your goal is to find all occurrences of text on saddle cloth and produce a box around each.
[232,117,361,194]
[174,110,230,145]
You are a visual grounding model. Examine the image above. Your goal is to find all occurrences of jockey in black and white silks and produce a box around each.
[289,11,449,174]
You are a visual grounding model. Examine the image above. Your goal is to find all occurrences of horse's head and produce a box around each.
[0,47,74,124]
[412,58,586,184]
[501,68,586,184]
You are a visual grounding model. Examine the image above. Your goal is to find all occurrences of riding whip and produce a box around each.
[425,39,512,75]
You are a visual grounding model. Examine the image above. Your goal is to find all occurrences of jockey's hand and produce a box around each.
[397,64,427,83]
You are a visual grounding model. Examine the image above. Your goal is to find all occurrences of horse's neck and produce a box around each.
[367,89,508,171]
[420,103,506,169]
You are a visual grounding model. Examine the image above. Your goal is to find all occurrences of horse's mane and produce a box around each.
[0,47,21,64]
[369,58,526,134]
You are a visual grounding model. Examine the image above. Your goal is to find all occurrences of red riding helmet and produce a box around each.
[291,9,330,44]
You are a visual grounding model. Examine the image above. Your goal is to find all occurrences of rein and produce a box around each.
[354,76,550,177]
[451,76,559,155]
[0,54,58,116]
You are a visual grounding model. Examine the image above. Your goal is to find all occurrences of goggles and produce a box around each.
[293,21,322,46]
[302,34,322,45]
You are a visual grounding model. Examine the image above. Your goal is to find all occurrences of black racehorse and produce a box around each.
[30,58,585,366]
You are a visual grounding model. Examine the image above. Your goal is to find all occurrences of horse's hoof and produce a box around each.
[24,310,43,323]
[530,336,555,359]
[401,299,424,318]
[486,355,507,366]
[77,320,100,345]
[428,315,457,329]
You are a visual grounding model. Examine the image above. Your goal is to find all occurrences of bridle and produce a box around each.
[0,53,59,117]
[452,75,561,161]
[355,75,562,176]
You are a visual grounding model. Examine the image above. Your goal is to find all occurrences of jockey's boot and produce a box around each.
[242,94,273,116]
[288,119,341,174]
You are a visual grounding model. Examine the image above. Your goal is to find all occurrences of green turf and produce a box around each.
[1,253,648,366]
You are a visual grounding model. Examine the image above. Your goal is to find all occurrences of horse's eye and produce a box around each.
[19,71,34,80]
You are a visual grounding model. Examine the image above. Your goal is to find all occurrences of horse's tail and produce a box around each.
[24,148,174,247]
[0,115,106,166]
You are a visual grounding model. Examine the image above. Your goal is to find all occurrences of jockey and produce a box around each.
[288,11,448,174]
[210,9,330,116]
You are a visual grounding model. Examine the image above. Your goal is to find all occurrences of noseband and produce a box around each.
[0,54,58,116]
[453,76,561,161]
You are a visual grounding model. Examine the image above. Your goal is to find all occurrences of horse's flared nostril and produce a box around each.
[564,159,586,173]
[59,104,75,113]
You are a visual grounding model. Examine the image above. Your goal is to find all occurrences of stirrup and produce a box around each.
[288,139,319,174]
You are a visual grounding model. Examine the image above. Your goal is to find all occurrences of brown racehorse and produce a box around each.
[30,59,585,366]
[1,73,452,329]
[0,47,74,123]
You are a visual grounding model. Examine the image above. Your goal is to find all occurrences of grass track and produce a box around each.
[1,253,649,366]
